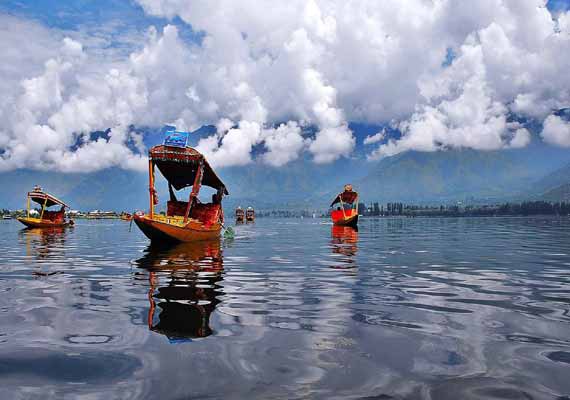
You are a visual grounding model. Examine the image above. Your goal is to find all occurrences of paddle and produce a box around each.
[221,222,235,239]
[129,211,136,232]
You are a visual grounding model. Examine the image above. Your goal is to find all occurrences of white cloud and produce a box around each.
[261,122,306,167]
[363,130,385,145]
[196,120,263,168]
[0,34,148,172]
[2,1,570,172]
[541,114,570,147]
[134,0,570,162]
[368,6,570,159]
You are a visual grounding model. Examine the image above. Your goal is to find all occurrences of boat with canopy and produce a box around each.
[17,186,73,228]
[330,184,359,227]
[133,131,229,244]
[235,207,245,223]
[246,206,255,222]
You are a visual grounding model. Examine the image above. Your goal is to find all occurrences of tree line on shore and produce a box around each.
[357,201,570,217]
[252,201,570,218]
[3,201,569,220]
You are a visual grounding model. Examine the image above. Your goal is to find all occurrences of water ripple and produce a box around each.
[0,217,569,398]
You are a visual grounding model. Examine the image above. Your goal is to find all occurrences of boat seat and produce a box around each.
[190,203,220,227]
[42,210,64,223]
[167,201,189,217]
[167,200,220,226]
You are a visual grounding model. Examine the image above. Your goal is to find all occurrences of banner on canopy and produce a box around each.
[164,131,189,148]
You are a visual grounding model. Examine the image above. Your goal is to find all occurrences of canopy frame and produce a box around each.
[26,190,68,219]
[330,191,358,208]
[147,144,228,220]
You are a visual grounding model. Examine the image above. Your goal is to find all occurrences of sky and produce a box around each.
[0,0,569,174]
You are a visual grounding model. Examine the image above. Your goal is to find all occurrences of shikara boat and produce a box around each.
[133,132,229,244]
[246,206,255,222]
[330,184,359,227]
[235,207,245,223]
[120,212,133,221]
[17,187,73,228]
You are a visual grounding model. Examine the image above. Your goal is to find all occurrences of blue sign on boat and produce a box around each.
[164,131,189,148]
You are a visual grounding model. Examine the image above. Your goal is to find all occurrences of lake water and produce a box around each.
[0,216,569,399]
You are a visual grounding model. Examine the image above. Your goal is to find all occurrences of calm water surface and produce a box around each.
[0,217,569,399]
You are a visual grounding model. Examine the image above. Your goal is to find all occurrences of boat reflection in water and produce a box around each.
[330,225,358,269]
[134,239,224,342]
[19,227,69,276]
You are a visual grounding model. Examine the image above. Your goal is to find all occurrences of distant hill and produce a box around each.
[540,183,570,202]
[0,169,148,211]
[1,126,569,211]
[529,162,570,196]
[356,146,570,204]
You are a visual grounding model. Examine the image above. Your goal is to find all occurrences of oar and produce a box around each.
[221,222,235,239]
[129,211,135,232]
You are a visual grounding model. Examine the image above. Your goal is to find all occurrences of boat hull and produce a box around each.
[17,217,71,229]
[134,214,221,244]
[331,210,359,227]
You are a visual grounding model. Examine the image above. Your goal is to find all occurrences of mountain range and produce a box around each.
[1,126,569,211]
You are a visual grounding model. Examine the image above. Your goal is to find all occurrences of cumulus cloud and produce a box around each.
[134,0,570,162]
[363,130,386,145]
[1,1,570,171]
[0,32,147,172]
[541,114,570,147]
[369,4,570,159]
[261,122,306,167]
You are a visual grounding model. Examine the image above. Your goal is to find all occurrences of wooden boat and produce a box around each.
[133,132,229,244]
[235,207,245,223]
[120,212,133,221]
[17,187,73,228]
[246,206,255,222]
[330,184,359,227]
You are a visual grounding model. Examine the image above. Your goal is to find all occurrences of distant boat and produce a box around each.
[246,206,255,222]
[2,215,12,220]
[330,184,359,227]
[120,212,133,221]
[235,207,245,223]
[133,131,228,244]
[17,186,73,228]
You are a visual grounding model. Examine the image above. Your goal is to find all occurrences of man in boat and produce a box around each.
[330,184,359,227]
[333,184,358,209]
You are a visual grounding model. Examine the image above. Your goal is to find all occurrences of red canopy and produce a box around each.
[27,190,68,208]
[149,145,228,195]
[330,191,358,207]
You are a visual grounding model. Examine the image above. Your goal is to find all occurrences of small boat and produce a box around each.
[235,207,245,223]
[2,215,12,220]
[246,206,255,222]
[120,212,133,221]
[133,131,229,244]
[330,184,359,227]
[17,186,73,228]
